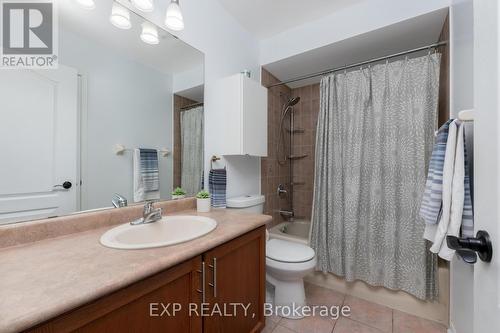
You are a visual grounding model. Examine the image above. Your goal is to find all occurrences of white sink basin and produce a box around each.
[100,215,217,250]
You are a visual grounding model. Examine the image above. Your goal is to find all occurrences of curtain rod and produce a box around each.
[266,41,448,88]
[180,102,204,111]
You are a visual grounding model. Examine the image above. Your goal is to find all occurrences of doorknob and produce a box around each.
[53,181,72,190]
[446,230,493,264]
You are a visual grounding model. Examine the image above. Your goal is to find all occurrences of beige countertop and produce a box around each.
[0,209,271,333]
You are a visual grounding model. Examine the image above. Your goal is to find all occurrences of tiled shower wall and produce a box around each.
[261,68,321,225]
[290,83,320,221]
[261,69,291,227]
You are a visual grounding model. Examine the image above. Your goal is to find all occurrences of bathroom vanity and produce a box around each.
[0,199,270,333]
[27,228,265,333]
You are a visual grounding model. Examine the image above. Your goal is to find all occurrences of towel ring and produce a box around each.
[210,155,221,170]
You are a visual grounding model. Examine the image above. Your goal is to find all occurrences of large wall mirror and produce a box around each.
[0,1,204,224]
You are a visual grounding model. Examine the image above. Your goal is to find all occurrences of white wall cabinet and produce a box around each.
[212,73,267,157]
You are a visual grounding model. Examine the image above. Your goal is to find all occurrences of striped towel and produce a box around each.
[133,148,160,202]
[420,119,454,225]
[461,129,474,237]
[139,149,159,192]
[209,168,226,208]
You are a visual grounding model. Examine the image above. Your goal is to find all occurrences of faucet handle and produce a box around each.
[143,201,154,215]
[112,193,128,208]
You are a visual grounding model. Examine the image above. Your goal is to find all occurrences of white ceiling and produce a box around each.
[59,0,203,75]
[217,0,365,39]
[263,8,448,88]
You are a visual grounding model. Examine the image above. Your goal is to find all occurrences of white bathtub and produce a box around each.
[268,220,311,245]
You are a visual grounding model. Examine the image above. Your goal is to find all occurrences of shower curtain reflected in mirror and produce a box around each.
[310,54,441,300]
[180,106,204,196]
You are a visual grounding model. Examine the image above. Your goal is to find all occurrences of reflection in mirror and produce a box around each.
[0,1,204,225]
[173,91,204,197]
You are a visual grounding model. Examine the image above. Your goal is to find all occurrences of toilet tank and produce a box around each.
[226,195,265,214]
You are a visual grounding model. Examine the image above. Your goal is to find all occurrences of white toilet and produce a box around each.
[265,239,316,318]
[226,195,317,319]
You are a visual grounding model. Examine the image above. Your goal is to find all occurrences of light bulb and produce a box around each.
[110,2,131,30]
[165,0,184,31]
[76,0,95,10]
[131,0,154,12]
[140,22,159,45]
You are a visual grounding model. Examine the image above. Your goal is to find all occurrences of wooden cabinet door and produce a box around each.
[28,257,203,333]
[203,227,266,333]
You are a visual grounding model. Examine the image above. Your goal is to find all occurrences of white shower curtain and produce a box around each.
[310,54,441,300]
[180,106,204,196]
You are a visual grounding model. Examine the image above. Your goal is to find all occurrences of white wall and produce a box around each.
[449,1,474,332]
[118,0,262,199]
[60,29,173,210]
[260,0,450,65]
[173,65,204,93]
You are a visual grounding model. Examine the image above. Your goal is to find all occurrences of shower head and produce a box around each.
[276,96,301,166]
[285,96,300,108]
[281,96,301,118]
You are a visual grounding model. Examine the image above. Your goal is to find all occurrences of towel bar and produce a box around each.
[114,144,170,157]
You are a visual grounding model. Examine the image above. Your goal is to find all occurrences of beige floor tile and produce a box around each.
[272,324,299,333]
[267,312,282,325]
[280,315,335,333]
[280,279,445,333]
[262,317,279,333]
[305,283,346,307]
[342,296,392,332]
[393,310,447,333]
[266,313,281,324]
[333,317,383,333]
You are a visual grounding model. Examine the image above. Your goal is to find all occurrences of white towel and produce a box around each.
[427,120,469,261]
[425,120,458,242]
[133,149,160,202]
[438,122,465,260]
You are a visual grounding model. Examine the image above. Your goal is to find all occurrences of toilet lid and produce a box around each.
[266,239,315,263]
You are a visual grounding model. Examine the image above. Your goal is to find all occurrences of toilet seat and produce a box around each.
[266,256,317,274]
[266,239,315,263]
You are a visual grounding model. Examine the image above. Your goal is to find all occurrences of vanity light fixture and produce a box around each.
[110,2,132,30]
[140,22,160,45]
[75,0,96,10]
[165,0,184,31]
[131,0,154,12]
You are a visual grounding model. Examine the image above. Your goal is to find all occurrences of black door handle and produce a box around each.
[54,181,72,190]
[446,230,493,264]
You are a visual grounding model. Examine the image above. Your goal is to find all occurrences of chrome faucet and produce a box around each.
[112,194,128,208]
[130,201,163,225]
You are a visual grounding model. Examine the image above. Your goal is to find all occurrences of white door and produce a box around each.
[0,66,78,224]
[473,0,500,332]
